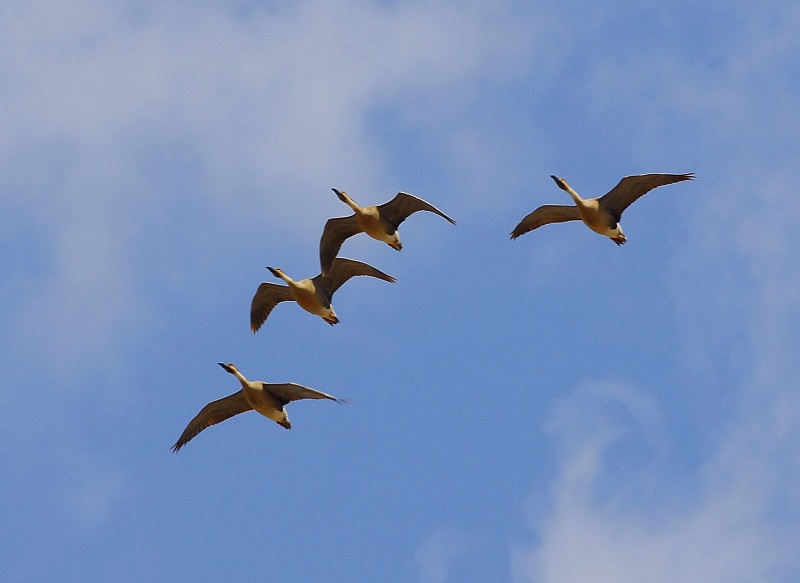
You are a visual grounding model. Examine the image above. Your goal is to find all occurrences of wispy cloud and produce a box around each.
[0,0,542,555]
[416,526,480,583]
[0,0,536,373]
[512,372,796,582]
[511,6,800,578]
[511,127,800,583]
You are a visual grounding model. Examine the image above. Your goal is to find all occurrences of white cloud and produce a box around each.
[0,0,536,373]
[0,1,543,552]
[511,10,800,567]
[416,526,479,583]
[511,375,796,583]
[511,33,800,576]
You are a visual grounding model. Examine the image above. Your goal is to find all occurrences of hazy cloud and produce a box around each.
[0,0,536,372]
[416,526,479,583]
[512,373,796,582]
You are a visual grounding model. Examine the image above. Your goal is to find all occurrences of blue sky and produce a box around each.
[2,1,799,581]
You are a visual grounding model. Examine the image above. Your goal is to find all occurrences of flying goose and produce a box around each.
[250,257,396,331]
[319,188,456,275]
[171,362,347,452]
[510,173,694,245]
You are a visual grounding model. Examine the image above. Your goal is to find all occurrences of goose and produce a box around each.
[250,257,395,331]
[171,362,347,452]
[510,173,694,245]
[319,188,456,275]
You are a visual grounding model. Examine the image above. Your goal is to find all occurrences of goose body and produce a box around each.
[319,189,456,275]
[250,257,395,331]
[171,363,346,452]
[510,173,694,245]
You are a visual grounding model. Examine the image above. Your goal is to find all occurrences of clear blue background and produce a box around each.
[2,1,798,581]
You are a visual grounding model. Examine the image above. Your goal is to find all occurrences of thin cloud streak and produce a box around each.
[0,3,542,578]
[513,375,795,582]
[0,0,536,371]
[512,167,800,583]
[512,5,800,579]
[416,526,480,583]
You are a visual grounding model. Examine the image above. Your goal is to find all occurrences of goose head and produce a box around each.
[267,266,292,283]
[331,188,359,211]
[550,175,583,204]
[550,175,569,191]
[218,362,238,375]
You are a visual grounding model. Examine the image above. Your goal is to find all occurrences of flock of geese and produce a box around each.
[172,172,693,452]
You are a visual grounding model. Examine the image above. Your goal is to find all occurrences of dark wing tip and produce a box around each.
[250,315,264,333]
[249,314,265,333]
[509,221,528,240]
[436,209,457,225]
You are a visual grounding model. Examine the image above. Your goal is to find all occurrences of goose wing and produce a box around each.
[317,257,396,295]
[599,173,694,217]
[250,282,293,333]
[377,192,457,229]
[319,215,362,276]
[262,382,347,404]
[171,390,252,452]
[510,205,580,239]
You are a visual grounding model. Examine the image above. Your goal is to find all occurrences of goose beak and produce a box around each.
[550,175,566,190]
[266,267,279,277]
[218,362,234,373]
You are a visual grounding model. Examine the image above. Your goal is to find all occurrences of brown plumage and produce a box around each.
[511,173,694,244]
[319,189,456,275]
[171,363,347,452]
[250,257,396,332]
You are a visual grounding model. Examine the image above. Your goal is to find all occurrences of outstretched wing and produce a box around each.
[510,205,580,239]
[250,282,293,333]
[377,192,457,229]
[600,173,694,217]
[262,382,348,404]
[171,391,251,452]
[318,257,396,295]
[319,215,362,276]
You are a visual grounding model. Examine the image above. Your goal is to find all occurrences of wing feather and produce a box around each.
[599,173,694,216]
[318,257,396,295]
[263,382,347,404]
[377,192,456,228]
[319,215,362,276]
[510,205,580,239]
[250,282,293,333]
[171,391,251,452]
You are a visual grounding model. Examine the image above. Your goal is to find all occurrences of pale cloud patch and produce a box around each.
[0,0,537,373]
[511,378,793,583]
[67,455,129,530]
[512,110,800,582]
[415,526,480,583]
[0,0,543,549]
[512,162,800,581]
